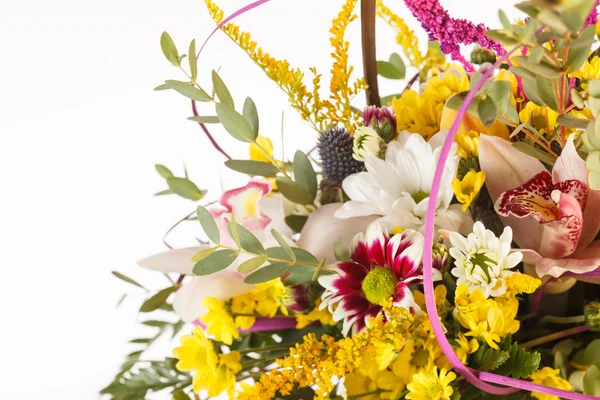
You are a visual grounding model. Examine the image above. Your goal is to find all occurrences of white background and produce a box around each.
[0,0,519,398]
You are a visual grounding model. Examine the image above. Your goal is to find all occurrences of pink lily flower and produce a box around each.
[479,135,600,280]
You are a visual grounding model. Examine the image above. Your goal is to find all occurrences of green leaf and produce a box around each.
[237,255,268,273]
[512,141,556,166]
[538,9,569,35]
[496,336,542,379]
[584,339,600,365]
[584,365,600,396]
[471,344,510,372]
[235,223,265,255]
[196,205,220,244]
[140,286,175,312]
[130,338,152,344]
[191,247,217,262]
[224,159,279,177]
[334,242,351,262]
[566,31,593,73]
[193,249,239,275]
[276,177,314,205]
[112,271,145,289]
[266,246,318,264]
[510,66,535,80]
[187,116,220,124]
[486,81,511,115]
[536,76,559,111]
[216,103,257,143]
[498,10,511,31]
[154,189,174,196]
[228,214,241,247]
[142,320,168,328]
[188,39,197,80]
[160,32,179,66]
[155,164,174,179]
[486,30,520,47]
[522,77,546,107]
[271,229,295,261]
[380,93,403,106]
[477,96,499,127]
[377,60,403,79]
[285,215,308,233]
[389,53,406,79]
[244,262,292,284]
[556,115,589,130]
[167,177,205,200]
[212,70,234,108]
[312,258,327,281]
[154,83,170,91]
[571,88,585,109]
[293,151,317,199]
[243,97,259,136]
[512,56,563,79]
[173,390,192,400]
[164,80,212,102]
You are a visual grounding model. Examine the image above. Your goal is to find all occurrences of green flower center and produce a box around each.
[362,267,397,305]
[411,191,429,204]
[468,252,496,282]
[411,346,430,367]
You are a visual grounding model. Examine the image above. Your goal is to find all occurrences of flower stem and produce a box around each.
[520,325,589,348]
[191,100,232,160]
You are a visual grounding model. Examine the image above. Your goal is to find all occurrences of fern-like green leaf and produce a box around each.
[471,344,510,372]
[496,335,541,379]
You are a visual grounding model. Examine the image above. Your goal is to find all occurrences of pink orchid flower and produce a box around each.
[479,134,600,280]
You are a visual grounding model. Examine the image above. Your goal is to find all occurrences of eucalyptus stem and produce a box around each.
[251,139,290,178]
[520,325,589,348]
[219,244,321,269]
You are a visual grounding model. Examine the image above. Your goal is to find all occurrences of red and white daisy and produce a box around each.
[318,222,440,335]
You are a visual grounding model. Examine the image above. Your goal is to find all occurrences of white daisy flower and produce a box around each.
[449,221,523,298]
[335,130,463,234]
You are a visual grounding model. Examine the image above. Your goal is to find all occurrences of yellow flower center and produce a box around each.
[411,346,430,367]
[411,191,429,204]
[362,267,397,305]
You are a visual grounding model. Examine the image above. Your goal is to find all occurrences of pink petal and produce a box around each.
[297,203,376,264]
[535,257,600,278]
[479,134,545,251]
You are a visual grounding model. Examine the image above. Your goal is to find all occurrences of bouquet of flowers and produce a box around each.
[103,0,600,399]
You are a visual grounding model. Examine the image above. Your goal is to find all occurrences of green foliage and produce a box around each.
[293,151,318,200]
[196,205,220,244]
[188,39,197,80]
[495,335,541,379]
[377,53,405,80]
[160,32,180,67]
[112,271,146,290]
[167,177,205,200]
[285,215,308,233]
[243,97,260,136]
[584,365,600,396]
[187,115,220,124]
[471,343,510,372]
[276,177,314,205]
[193,249,239,275]
[140,286,176,312]
[212,70,234,108]
[225,159,279,177]
[164,80,212,102]
[101,359,191,399]
[155,164,174,179]
[237,255,268,273]
[216,103,257,142]
[235,223,266,255]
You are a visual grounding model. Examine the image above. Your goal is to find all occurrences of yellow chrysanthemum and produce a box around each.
[454,332,480,363]
[412,285,449,315]
[452,170,486,211]
[231,294,256,330]
[392,90,444,140]
[193,351,242,397]
[455,129,480,158]
[249,135,274,163]
[200,297,239,345]
[422,67,470,104]
[405,366,456,400]
[252,279,288,317]
[529,367,572,400]
[172,327,218,372]
[454,284,520,349]
[343,372,380,400]
[519,102,559,136]
[572,56,600,90]
[296,300,335,329]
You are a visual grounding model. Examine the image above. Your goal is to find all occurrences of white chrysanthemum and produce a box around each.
[336,131,463,234]
[449,221,523,298]
[353,126,381,161]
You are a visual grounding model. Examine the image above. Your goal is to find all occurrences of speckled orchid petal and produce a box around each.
[496,171,585,258]
[554,135,600,250]
[479,134,546,251]
[535,257,600,278]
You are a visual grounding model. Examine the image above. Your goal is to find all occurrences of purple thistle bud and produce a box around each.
[403,0,505,72]
[363,106,397,143]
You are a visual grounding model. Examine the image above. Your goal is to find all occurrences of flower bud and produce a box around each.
[363,105,397,143]
[585,301,600,332]
[353,126,382,161]
[283,284,313,313]
[432,242,450,272]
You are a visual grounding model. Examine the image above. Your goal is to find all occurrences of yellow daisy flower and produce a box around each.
[529,367,572,400]
[406,366,456,400]
[452,170,486,211]
[200,297,239,345]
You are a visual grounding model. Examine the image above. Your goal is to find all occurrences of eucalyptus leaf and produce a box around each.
[389,53,406,79]
[285,215,308,233]
[216,103,256,142]
[228,216,241,248]
[224,160,279,177]
[187,116,220,124]
[112,271,145,289]
[485,30,520,47]
[571,88,585,109]
[155,164,174,179]
[377,61,403,79]
[477,96,498,127]
[538,9,569,35]
[267,247,318,264]
[237,255,268,273]
[236,223,266,255]
[486,81,511,115]
[536,76,559,111]
[312,258,327,281]
[275,177,314,205]
[243,97,259,136]
[191,247,217,263]
[167,177,205,200]
[271,229,295,261]
[160,32,179,66]
[140,286,175,312]
[212,70,234,108]
[522,77,545,107]
[193,249,239,275]
[334,242,351,262]
[498,10,511,31]
[164,80,212,102]
[154,84,170,91]
[556,115,589,130]
[197,205,220,244]
[380,93,403,105]
[244,262,292,284]
[188,39,197,80]
[293,151,317,199]
[154,189,174,196]
[512,56,562,79]
[512,141,556,166]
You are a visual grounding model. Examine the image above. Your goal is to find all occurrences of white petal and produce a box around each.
[137,247,204,274]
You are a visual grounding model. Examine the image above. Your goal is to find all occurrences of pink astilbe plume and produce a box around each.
[403,0,505,71]
[584,0,599,27]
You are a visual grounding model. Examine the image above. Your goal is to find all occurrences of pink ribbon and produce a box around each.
[194,317,299,333]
